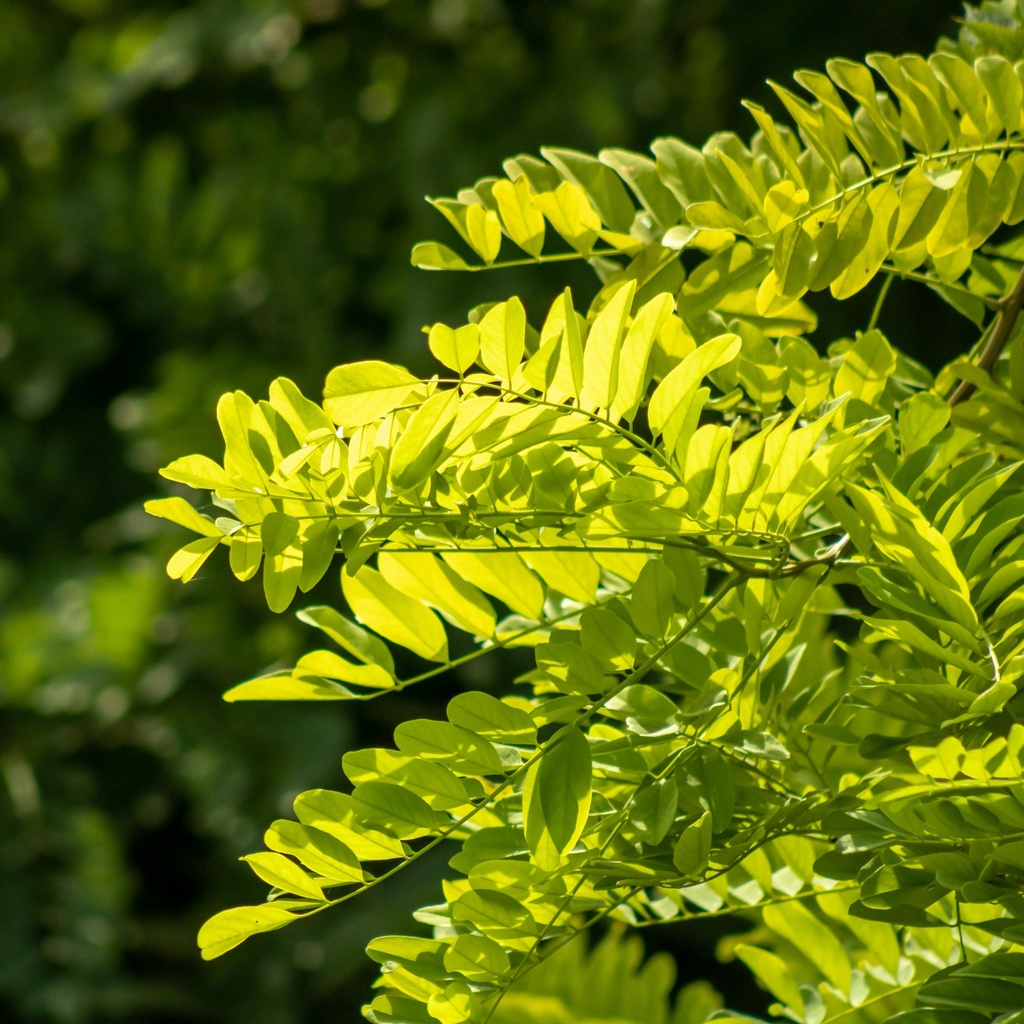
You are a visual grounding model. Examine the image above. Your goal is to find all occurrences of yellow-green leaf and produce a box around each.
[240,851,325,901]
[523,726,592,869]
[264,820,364,883]
[428,323,480,374]
[533,182,601,252]
[378,551,496,637]
[389,389,459,491]
[167,535,221,583]
[411,241,471,271]
[145,497,223,537]
[323,361,419,428]
[479,297,526,385]
[580,279,636,412]
[198,904,298,960]
[492,176,545,257]
[342,567,449,661]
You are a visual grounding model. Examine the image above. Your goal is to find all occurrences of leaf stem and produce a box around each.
[877,264,1002,312]
[434,247,638,271]
[867,274,893,332]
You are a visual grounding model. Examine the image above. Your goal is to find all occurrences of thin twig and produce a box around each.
[949,262,1024,405]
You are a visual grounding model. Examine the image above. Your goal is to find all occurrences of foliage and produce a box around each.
[2,2,995,1024]
[7,2,880,1021]
[149,4,1024,1023]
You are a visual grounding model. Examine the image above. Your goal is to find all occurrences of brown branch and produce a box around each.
[949,263,1024,406]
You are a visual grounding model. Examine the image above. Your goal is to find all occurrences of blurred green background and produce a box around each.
[0,2,965,1021]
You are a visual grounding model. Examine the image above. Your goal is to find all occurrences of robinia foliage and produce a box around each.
[150,5,1024,1022]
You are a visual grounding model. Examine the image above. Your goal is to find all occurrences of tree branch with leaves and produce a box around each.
[149,4,1024,1022]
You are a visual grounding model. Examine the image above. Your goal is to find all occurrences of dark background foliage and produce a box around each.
[0,2,965,1021]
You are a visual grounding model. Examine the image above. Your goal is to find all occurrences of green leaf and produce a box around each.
[240,851,326,901]
[479,297,527,385]
[600,147,682,229]
[443,933,511,981]
[389,389,459,491]
[429,198,502,263]
[295,649,394,688]
[378,551,496,638]
[466,204,502,263]
[263,531,303,614]
[217,391,267,482]
[649,333,742,457]
[446,692,536,744]
[541,146,637,233]
[762,901,851,992]
[451,888,536,944]
[268,375,334,440]
[299,519,340,592]
[779,336,830,411]
[428,323,480,374]
[261,511,299,556]
[393,719,505,776]
[580,279,636,412]
[297,605,396,673]
[771,222,817,299]
[264,820,364,883]
[833,329,896,406]
[652,137,713,207]
[735,945,804,1017]
[829,181,900,300]
[229,526,263,581]
[350,782,448,840]
[365,936,447,980]
[919,977,1024,1013]
[976,55,1022,134]
[630,777,679,845]
[364,994,436,1024]
[894,164,950,251]
[521,545,601,604]
[807,191,872,292]
[536,642,606,695]
[342,748,470,810]
[928,161,986,258]
[899,392,951,454]
[198,904,298,960]
[533,182,601,252]
[930,53,990,135]
[523,726,592,869]
[160,454,231,490]
[323,361,419,427]
[166,535,221,583]
[492,176,545,257]
[672,811,711,875]
[145,497,223,537]
[629,559,677,639]
[223,672,357,702]
[411,241,472,271]
[440,551,544,620]
[342,568,449,662]
[889,1012,990,1024]
[580,607,636,672]
[609,292,675,422]
[293,789,406,861]
[684,200,747,234]
[427,983,479,1024]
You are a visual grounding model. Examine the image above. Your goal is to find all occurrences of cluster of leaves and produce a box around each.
[8,1,842,1020]
[150,4,1024,1022]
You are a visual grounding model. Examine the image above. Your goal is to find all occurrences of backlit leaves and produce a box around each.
[150,20,1024,1024]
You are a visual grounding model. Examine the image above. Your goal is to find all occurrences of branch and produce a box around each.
[949,262,1024,406]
